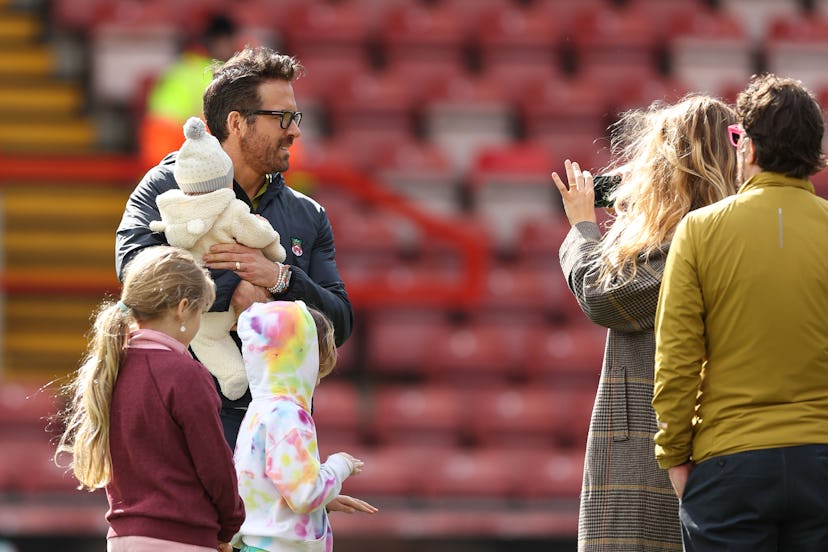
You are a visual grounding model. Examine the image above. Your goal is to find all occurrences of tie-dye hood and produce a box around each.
[239,300,317,411]
[233,300,352,551]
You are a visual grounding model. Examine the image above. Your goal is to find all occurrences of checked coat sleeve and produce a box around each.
[559,221,667,333]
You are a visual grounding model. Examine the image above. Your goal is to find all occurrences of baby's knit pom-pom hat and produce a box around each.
[174,117,234,194]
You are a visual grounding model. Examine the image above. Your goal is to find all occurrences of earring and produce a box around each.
[180,324,186,333]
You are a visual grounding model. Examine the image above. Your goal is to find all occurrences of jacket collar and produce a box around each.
[233,172,285,210]
[738,172,815,195]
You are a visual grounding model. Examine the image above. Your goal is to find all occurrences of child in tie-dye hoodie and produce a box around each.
[232,300,374,552]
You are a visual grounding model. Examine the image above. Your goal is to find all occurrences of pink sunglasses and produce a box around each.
[728,124,745,147]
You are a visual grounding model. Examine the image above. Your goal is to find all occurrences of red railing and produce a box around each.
[0,154,487,308]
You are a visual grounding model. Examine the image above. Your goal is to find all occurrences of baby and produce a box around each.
[150,117,286,399]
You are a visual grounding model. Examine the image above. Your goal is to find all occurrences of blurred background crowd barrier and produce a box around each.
[1,0,827,550]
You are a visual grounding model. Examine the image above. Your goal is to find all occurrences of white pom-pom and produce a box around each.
[183,117,206,140]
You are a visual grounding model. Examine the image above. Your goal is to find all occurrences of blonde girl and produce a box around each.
[56,246,244,552]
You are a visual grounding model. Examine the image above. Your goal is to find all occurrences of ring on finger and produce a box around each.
[235,261,241,271]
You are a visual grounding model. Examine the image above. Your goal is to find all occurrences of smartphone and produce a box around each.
[592,174,621,208]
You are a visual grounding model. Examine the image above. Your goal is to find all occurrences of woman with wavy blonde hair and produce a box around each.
[551,94,738,551]
[56,246,244,552]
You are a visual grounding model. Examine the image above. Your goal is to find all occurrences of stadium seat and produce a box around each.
[420,446,524,498]
[90,23,179,105]
[764,13,828,93]
[325,70,418,145]
[479,260,573,317]
[370,383,467,446]
[720,0,803,42]
[378,3,470,74]
[667,8,755,97]
[374,138,463,217]
[421,72,516,173]
[519,74,611,166]
[1,438,79,494]
[524,324,607,382]
[423,318,530,384]
[467,140,558,253]
[281,2,372,61]
[811,167,828,200]
[474,2,562,78]
[0,381,62,438]
[515,216,575,260]
[517,447,585,499]
[468,385,560,448]
[611,75,692,113]
[312,378,364,454]
[567,4,662,83]
[341,444,439,497]
[365,311,451,378]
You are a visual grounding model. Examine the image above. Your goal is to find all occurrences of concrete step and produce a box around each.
[0,81,83,113]
[3,295,101,378]
[2,186,129,228]
[0,45,53,76]
[0,11,39,42]
[0,117,96,152]
[4,231,116,269]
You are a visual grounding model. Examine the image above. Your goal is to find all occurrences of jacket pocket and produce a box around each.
[611,365,629,441]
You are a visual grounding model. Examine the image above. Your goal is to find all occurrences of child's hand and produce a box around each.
[326,494,379,514]
[338,452,365,475]
[217,542,232,552]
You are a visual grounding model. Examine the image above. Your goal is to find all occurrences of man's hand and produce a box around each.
[326,494,378,514]
[667,462,693,499]
[217,542,232,552]
[204,243,280,289]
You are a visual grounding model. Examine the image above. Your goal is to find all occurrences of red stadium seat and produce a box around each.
[468,385,560,448]
[517,447,585,499]
[0,381,62,438]
[467,141,558,253]
[341,444,438,497]
[474,3,562,77]
[365,311,451,378]
[764,13,828,93]
[325,70,418,144]
[281,2,372,64]
[720,0,803,42]
[812,168,828,200]
[421,71,516,172]
[420,446,524,498]
[370,383,466,446]
[567,4,662,83]
[423,319,530,384]
[313,379,364,455]
[379,3,470,74]
[524,324,606,383]
[479,261,574,317]
[1,438,79,494]
[375,138,462,217]
[667,8,754,96]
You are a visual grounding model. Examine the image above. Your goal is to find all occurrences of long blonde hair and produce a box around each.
[595,94,738,288]
[55,246,215,490]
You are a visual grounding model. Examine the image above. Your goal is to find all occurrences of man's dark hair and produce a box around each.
[736,73,826,178]
[203,46,305,142]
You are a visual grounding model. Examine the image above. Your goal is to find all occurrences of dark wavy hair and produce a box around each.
[203,46,305,142]
[736,73,826,178]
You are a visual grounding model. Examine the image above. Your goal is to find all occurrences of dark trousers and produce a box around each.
[220,407,246,451]
[680,444,828,551]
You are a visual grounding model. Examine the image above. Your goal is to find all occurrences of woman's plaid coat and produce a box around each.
[559,221,682,551]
